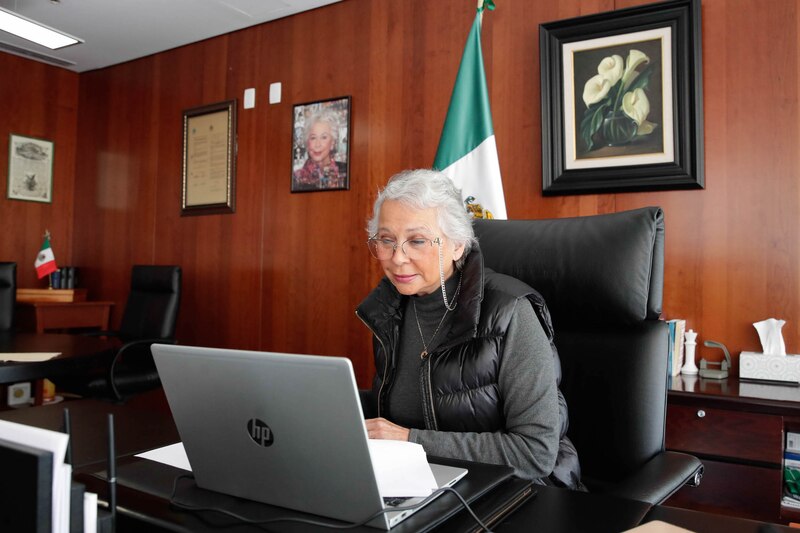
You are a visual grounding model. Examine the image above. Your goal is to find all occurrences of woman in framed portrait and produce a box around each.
[292,109,347,191]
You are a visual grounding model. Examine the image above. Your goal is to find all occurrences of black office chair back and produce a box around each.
[475,208,668,491]
[0,262,17,332]
[119,265,181,341]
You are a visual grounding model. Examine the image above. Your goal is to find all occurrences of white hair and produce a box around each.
[367,169,477,267]
[304,109,339,147]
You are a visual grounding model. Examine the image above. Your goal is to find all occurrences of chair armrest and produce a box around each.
[108,338,176,401]
[606,451,703,505]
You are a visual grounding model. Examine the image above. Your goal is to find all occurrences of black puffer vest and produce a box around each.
[356,246,583,488]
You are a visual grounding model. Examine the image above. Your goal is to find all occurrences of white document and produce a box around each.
[367,439,438,497]
[0,352,61,362]
[0,419,70,532]
[623,520,694,532]
[84,492,98,533]
[135,442,190,470]
[137,440,438,498]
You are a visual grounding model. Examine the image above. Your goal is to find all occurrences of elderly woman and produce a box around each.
[356,169,582,488]
[292,109,347,190]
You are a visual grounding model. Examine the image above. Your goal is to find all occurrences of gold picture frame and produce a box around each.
[181,100,237,215]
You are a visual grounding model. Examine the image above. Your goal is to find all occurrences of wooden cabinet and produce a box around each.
[665,376,800,524]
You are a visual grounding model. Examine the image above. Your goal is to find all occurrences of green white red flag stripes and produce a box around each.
[433,6,507,220]
[34,236,57,279]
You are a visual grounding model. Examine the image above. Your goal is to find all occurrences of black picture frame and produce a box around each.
[291,96,351,193]
[539,0,704,195]
[181,100,237,216]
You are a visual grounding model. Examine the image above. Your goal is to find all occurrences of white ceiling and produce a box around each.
[0,0,341,72]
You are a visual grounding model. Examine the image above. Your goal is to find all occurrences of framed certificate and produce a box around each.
[181,100,237,215]
[7,134,54,203]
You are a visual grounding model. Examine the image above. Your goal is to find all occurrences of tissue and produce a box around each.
[740,318,797,383]
[754,318,786,355]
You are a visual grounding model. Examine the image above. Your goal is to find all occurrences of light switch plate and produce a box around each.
[244,88,255,109]
[269,82,281,104]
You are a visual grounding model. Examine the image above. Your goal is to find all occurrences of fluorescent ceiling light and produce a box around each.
[0,7,81,49]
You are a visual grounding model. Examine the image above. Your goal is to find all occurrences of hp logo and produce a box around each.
[247,418,274,447]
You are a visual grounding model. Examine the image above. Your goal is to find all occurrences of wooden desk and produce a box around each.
[75,464,795,533]
[0,333,115,404]
[644,505,797,533]
[4,397,796,533]
[0,392,178,471]
[16,300,114,333]
[665,375,800,524]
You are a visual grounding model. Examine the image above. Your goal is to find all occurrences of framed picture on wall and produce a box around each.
[291,96,351,193]
[181,100,237,216]
[7,134,54,203]
[539,0,704,195]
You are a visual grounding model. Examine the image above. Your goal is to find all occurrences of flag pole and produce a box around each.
[44,229,53,290]
[477,0,495,23]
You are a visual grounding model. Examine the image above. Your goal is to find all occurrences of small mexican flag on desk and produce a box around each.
[34,234,58,279]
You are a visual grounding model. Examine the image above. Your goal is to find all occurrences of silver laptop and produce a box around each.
[151,344,467,530]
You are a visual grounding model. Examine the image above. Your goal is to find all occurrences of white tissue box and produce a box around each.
[739,351,800,383]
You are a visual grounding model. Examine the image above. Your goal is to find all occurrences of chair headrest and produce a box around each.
[474,207,664,325]
[130,265,181,294]
[0,263,16,290]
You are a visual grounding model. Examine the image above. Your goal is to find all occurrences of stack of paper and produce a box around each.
[367,439,438,497]
[0,352,61,362]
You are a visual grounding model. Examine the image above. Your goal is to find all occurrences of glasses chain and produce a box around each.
[438,244,462,311]
[412,269,463,359]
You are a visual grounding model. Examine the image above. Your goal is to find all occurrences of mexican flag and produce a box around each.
[433,5,507,220]
[34,236,57,279]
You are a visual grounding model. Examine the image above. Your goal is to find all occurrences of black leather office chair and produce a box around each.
[57,265,182,402]
[0,262,16,332]
[474,207,702,505]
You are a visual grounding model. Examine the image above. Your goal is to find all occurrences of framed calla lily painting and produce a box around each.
[540,0,704,195]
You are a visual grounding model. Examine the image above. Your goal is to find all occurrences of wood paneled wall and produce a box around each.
[0,54,79,287]
[2,0,798,385]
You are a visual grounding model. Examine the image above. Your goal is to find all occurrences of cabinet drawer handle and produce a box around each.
[697,410,706,418]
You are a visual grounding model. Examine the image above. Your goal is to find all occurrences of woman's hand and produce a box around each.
[365,417,410,441]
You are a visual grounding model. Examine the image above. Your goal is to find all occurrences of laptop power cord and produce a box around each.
[169,473,495,532]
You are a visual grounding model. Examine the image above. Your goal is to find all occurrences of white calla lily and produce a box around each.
[622,88,650,125]
[582,74,611,108]
[637,120,656,135]
[597,55,624,85]
[622,49,650,88]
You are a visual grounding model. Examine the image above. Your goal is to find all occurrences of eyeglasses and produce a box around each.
[367,236,442,260]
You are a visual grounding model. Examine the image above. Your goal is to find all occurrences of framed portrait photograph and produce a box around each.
[540,0,704,195]
[7,134,54,203]
[291,96,351,193]
[181,100,237,216]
